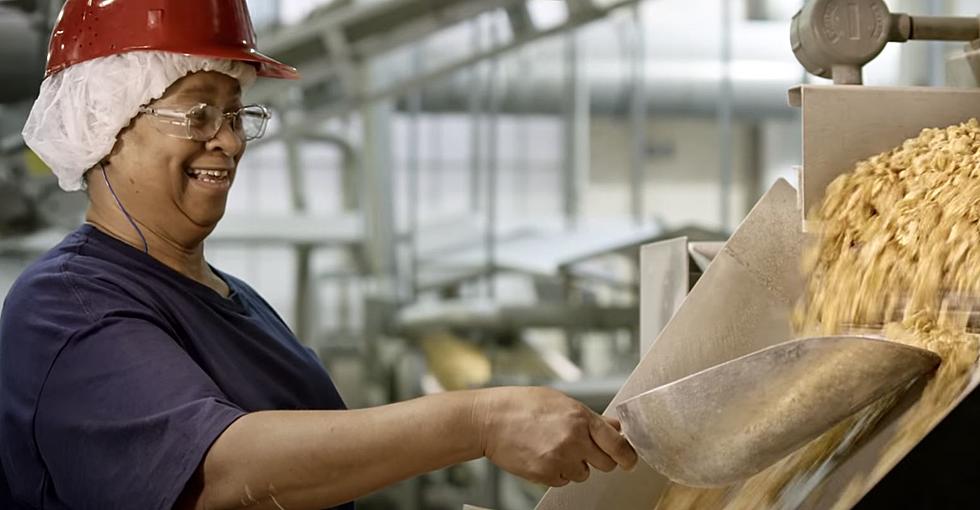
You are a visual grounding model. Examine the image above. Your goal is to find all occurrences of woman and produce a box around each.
[0,2,637,509]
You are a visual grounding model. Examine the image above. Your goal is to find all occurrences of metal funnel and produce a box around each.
[616,335,940,487]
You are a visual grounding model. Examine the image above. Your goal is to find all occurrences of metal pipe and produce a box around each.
[277,96,312,342]
[406,46,423,301]
[295,245,313,344]
[395,303,639,333]
[360,95,398,291]
[301,131,360,211]
[628,5,647,225]
[831,64,863,85]
[485,21,501,300]
[272,128,361,345]
[888,13,911,42]
[428,112,443,209]
[247,0,651,127]
[910,15,980,41]
[561,29,588,230]
[282,134,308,211]
[562,31,575,229]
[514,47,531,217]
[410,62,799,119]
[718,0,735,231]
[468,18,484,214]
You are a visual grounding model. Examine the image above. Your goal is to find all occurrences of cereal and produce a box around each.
[654,119,980,509]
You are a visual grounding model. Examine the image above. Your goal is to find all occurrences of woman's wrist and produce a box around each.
[467,389,493,459]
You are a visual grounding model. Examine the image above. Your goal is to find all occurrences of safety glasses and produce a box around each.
[138,103,271,142]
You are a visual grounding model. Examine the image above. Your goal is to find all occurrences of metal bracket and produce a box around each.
[791,0,980,85]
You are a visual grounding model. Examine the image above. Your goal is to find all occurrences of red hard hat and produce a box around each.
[45,0,298,80]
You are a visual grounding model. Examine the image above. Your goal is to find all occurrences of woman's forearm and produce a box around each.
[190,390,486,510]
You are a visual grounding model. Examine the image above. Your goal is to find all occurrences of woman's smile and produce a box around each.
[184,167,233,190]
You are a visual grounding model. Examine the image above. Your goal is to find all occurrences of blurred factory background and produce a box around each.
[0,0,978,508]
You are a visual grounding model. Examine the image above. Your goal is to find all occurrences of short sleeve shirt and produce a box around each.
[0,224,353,510]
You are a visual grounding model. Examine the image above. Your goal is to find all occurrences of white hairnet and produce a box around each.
[22,50,258,192]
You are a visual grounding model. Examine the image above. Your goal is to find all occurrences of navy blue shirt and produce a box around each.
[0,224,353,510]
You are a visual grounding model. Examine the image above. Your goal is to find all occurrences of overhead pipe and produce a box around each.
[390,17,805,118]
[406,60,802,119]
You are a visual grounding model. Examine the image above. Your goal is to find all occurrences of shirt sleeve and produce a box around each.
[34,315,246,510]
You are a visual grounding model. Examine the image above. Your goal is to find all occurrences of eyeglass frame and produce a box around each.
[137,103,272,142]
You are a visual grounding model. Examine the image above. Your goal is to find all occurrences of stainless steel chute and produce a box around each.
[616,336,939,488]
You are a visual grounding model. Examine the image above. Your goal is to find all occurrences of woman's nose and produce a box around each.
[206,119,245,157]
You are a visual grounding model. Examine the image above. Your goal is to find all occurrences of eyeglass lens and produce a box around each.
[186,105,268,141]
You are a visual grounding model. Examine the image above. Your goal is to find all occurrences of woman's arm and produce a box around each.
[178,387,636,510]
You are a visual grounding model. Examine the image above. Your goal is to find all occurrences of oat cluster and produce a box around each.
[655,119,980,510]
[799,117,980,338]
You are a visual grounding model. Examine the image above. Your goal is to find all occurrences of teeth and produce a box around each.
[188,168,229,181]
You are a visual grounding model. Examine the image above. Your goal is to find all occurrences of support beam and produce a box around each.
[561,30,589,229]
[247,0,649,125]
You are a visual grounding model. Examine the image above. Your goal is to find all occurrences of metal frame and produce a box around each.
[247,0,648,134]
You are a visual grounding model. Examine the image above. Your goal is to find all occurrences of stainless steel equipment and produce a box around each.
[530,139,980,509]
[532,179,807,510]
[616,335,940,488]
[791,0,980,84]
[463,1,980,507]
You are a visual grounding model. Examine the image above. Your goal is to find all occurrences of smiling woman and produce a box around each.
[85,71,251,281]
[0,1,637,510]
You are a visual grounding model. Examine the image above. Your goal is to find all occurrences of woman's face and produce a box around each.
[101,71,246,239]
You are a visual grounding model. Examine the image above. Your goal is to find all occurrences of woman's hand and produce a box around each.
[474,386,638,487]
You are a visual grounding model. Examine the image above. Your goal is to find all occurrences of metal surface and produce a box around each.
[791,0,980,85]
[532,82,980,510]
[360,83,398,290]
[413,58,799,118]
[789,85,980,228]
[535,178,803,510]
[417,220,663,282]
[282,120,308,212]
[469,19,484,214]
[796,359,980,509]
[779,77,980,510]
[561,29,588,230]
[638,238,689,357]
[395,300,638,333]
[719,0,735,231]
[528,14,980,509]
[616,336,940,487]
[486,22,502,299]
[208,214,362,245]
[946,40,980,87]
[910,15,980,41]
[688,241,724,271]
[627,5,646,225]
[247,0,651,123]
[407,46,423,300]
[790,0,891,85]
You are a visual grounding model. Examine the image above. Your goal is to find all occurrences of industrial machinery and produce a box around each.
[505,1,980,509]
[791,0,980,85]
